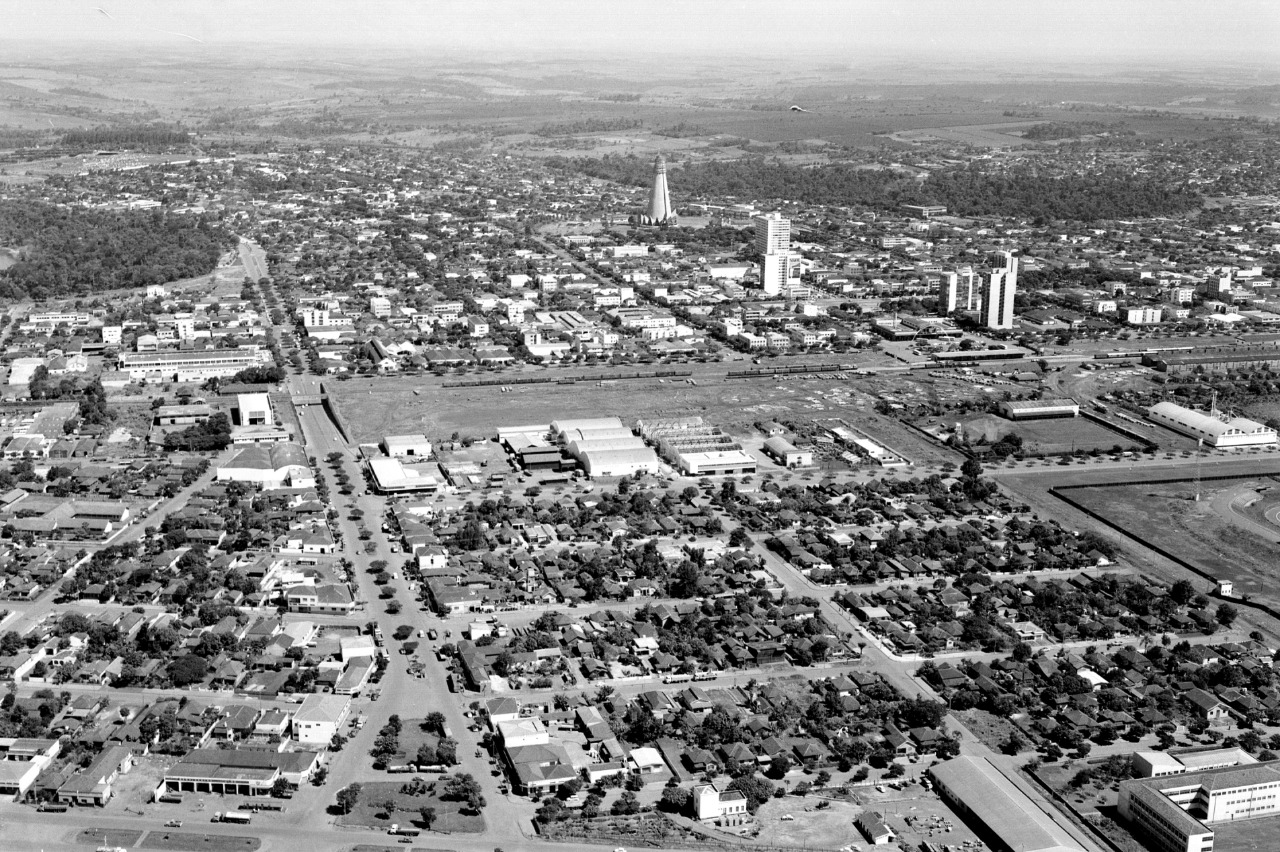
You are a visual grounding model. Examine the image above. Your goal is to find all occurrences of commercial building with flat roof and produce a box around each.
[119,347,272,381]
[164,749,320,797]
[929,755,1084,852]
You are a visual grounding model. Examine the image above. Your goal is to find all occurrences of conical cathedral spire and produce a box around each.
[635,155,677,225]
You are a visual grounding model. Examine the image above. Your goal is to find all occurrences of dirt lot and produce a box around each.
[109,753,176,807]
[753,797,865,847]
[326,370,963,467]
[336,779,485,834]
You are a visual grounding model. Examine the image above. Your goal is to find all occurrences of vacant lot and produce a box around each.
[1068,478,1280,612]
[337,780,485,834]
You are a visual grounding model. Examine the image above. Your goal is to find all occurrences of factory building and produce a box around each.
[552,418,659,478]
[636,417,757,476]
[1148,401,1277,448]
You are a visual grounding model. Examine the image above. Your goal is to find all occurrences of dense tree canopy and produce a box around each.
[547,155,1201,222]
[0,200,233,299]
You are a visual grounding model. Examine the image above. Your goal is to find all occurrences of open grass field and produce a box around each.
[324,370,961,467]
[139,831,261,852]
[961,414,1141,455]
[77,828,144,847]
[336,780,485,834]
[1068,478,1280,610]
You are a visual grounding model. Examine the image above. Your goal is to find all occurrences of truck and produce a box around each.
[372,626,385,646]
[214,810,253,824]
[388,825,422,837]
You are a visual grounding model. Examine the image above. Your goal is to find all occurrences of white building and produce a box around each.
[217,442,316,489]
[237,393,272,426]
[496,718,549,748]
[1148,401,1277,448]
[938,267,980,314]
[118,348,273,382]
[754,212,799,296]
[984,251,1017,330]
[753,212,790,255]
[381,434,432,458]
[1127,306,1164,325]
[691,784,749,825]
[292,694,351,745]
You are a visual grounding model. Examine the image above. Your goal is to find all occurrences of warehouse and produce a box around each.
[1147,401,1277,448]
[577,447,660,478]
[636,416,756,476]
[998,399,1080,420]
[381,434,432,458]
[929,756,1084,852]
[762,436,813,468]
[367,457,441,493]
[1144,345,1280,375]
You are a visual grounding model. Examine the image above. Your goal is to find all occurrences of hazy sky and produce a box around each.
[3,0,1278,64]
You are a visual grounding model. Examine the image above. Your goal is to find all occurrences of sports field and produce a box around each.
[961,413,1141,455]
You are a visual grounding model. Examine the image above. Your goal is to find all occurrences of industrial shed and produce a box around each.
[929,756,1084,852]
[1148,401,1277,448]
[998,399,1079,420]
[367,457,441,493]
[578,447,660,478]
[762,436,813,468]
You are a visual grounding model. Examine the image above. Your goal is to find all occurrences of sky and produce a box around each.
[2,0,1278,65]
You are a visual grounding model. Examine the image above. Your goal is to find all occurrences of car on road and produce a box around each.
[164,820,183,828]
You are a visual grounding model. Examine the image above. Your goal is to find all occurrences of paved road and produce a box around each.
[290,384,537,846]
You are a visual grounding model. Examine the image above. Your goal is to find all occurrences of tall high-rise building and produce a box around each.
[984,252,1018,330]
[938,266,980,314]
[634,155,676,225]
[753,212,791,255]
[754,212,797,295]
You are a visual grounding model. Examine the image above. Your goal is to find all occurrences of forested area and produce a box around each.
[0,201,233,299]
[546,155,1202,221]
[60,125,192,148]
